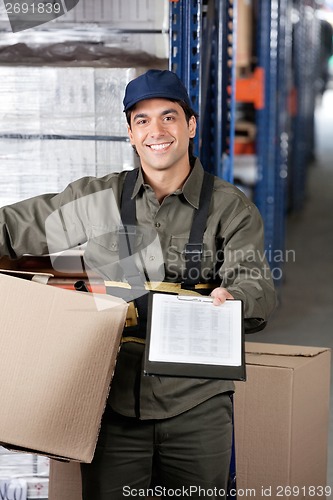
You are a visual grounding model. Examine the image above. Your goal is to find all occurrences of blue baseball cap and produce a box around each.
[123,69,192,112]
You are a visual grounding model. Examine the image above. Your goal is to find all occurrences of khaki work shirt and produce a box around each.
[0,159,276,419]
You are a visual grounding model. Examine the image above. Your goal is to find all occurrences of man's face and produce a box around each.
[127,98,196,175]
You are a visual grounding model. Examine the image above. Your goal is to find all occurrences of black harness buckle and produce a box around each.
[117,225,137,237]
[183,243,204,256]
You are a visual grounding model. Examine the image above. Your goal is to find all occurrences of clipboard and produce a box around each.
[144,291,246,381]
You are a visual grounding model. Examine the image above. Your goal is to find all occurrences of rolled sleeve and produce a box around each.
[0,174,122,259]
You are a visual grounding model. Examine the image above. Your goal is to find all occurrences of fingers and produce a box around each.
[210,287,234,306]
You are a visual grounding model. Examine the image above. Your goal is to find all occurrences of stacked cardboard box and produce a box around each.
[0,1,169,59]
[47,342,331,500]
[0,448,50,499]
[0,476,49,500]
[0,61,169,206]
[0,65,149,137]
[53,0,168,28]
[236,0,253,73]
[234,343,331,498]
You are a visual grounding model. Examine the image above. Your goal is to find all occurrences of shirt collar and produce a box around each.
[181,158,204,209]
[130,158,205,208]
[131,167,145,199]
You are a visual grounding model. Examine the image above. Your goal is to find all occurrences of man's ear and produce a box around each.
[189,116,197,138]
[127,125,134,145]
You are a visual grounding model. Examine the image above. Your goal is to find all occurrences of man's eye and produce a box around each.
[136,119,147,125]
[164,116,174,121]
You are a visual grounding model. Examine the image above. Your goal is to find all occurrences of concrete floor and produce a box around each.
[249,88,333,488]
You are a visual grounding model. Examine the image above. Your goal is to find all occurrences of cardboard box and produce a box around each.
[53,0,168,30]
[49,342,331,500]
[49,460,82,500]
[0,64,165,206]
[0,0,169,30]
[236,0,253,70]
[48,343,331,499]
[0,272,128,462]
[0,65,144,137]
[0,137,136,207]
[234,343,331,498]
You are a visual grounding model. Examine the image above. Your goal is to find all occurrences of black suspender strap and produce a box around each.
[119,169,142,289]
[118,168,215,327]
[119,169,148,328]
[120,168,138,227]
[181,171,215,289]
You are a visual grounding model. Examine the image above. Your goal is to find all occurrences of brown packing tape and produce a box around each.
[105,280,210,295]
[125,301,139,327]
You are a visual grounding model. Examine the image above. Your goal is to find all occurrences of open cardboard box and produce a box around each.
[0,271,128,463]
[48,342,331,500]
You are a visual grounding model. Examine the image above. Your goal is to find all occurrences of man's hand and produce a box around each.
[210,287,234,306]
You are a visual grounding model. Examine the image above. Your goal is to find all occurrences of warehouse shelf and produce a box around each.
[0,3,170,498]
[234,66,265,110]
[169,0,322,281]
[170,0,237,183]
[169,0,289,277]
[254,0,293,277]
[169,1,238,493]
[289,0,321,211]
[0,0,329,497]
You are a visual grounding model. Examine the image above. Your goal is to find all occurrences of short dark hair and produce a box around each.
[125,99,198,165]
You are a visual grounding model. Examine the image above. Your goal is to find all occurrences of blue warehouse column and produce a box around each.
[255,0,293,281]
[169,0,237,182]
[169,0,202,156]
[290,0,320,212]
[255,0,278,256]
[274,0,293,277]
[169,2,238,497]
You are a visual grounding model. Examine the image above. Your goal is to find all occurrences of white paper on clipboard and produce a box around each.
[148,293,243,367]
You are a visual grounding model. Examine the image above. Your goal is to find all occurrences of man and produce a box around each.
[0,70,276,498]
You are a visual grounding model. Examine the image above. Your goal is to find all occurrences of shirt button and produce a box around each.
[155,222,161,228]
[149,256,155,261]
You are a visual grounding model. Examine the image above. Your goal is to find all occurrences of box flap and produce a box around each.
[0,269,54,284]
[246,342,330,357]
[245,342,331,369]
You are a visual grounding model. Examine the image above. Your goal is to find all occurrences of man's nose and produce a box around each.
[149,119,165,136]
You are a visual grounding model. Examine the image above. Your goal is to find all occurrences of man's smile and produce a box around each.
[147,142,173,152]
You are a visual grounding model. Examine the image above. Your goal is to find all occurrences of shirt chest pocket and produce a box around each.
[165,233,217,282]
[84,227,143,281]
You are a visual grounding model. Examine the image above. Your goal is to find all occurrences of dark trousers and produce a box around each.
[81,393,233,500]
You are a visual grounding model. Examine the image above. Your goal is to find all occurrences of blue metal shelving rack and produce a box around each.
[169,0,292,280]
[169,1,238,496]
[169,0,237,183]
[254,0,293,279]
[275,0,293,271]
[254,0,278,257]
[169,0,203,156]
[289,0,320,211]
[168,0,323,492]
[239,0,319,277]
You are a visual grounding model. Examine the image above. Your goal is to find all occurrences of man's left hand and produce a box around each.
[210,287,234,306]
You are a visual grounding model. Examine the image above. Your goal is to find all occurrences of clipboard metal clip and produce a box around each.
[177,296,200,301]
[177,295,213,302]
